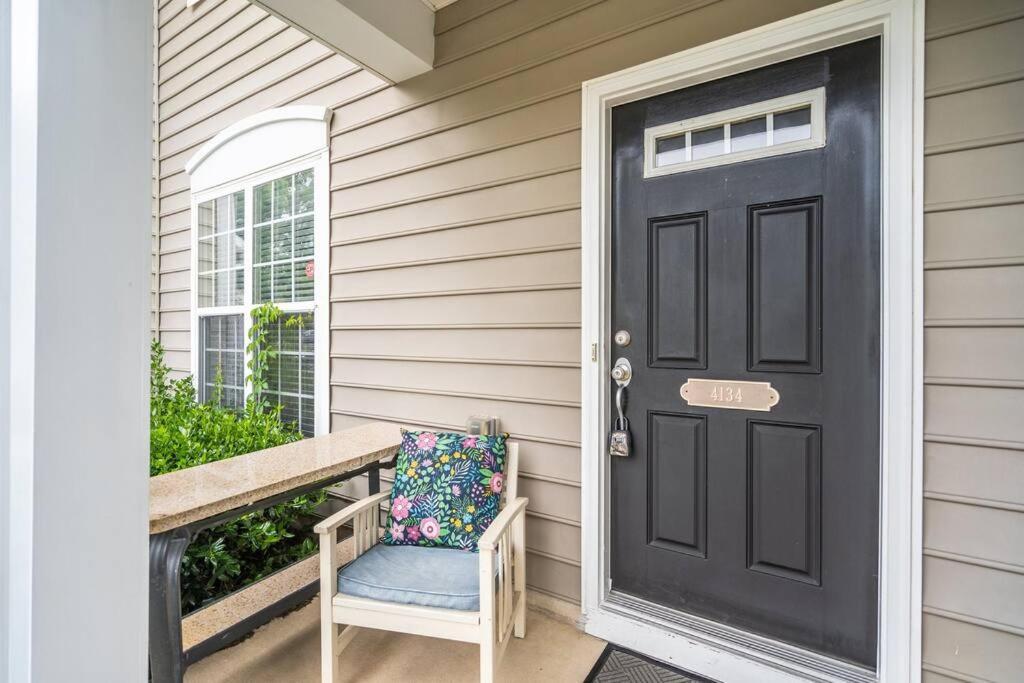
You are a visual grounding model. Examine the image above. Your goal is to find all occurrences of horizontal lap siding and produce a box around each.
[327,0,834,604]
[922,0,1024,679]
[154,1,374,377]
[155,0,866,605]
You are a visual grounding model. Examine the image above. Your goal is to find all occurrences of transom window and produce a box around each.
[192,165,322,436]
[644,88,825,177]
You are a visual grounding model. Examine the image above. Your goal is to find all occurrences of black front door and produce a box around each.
[609,39,881,668]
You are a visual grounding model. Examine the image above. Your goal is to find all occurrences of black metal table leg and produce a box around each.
[367,467,381,495]
[149,526,192,683]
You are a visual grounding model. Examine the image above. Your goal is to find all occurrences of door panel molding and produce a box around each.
[748,197,823,373]
[580,1,924,681]
[747,420,823,586]
[647,213,708,369]
[647,411,708,558]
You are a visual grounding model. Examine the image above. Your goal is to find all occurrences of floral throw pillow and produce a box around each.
[381,429,508,552]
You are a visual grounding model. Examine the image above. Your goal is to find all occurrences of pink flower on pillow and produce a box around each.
[406,526,421,542]
[420,517,440,540]
[462,435,478,448]
[490,473,504,494]
[416,432,437,451]
[390,522,405,541]
[391,495,411,521]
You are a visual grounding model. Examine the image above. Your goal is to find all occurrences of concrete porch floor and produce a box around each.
[184,598,607,683]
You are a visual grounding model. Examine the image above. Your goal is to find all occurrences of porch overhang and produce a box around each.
[249,0,439,84]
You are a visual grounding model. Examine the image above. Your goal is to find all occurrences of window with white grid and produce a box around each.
[193,166,321,437]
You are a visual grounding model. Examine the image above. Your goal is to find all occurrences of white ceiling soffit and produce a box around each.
[250,0,436,84]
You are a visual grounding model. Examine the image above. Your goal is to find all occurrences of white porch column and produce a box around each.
[1,1,151,680]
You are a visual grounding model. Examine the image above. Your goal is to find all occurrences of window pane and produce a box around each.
[215,233,230,271]
[731,116,767,152]
[773,106,811,144]
[199,314,245,411]
[214,270,230,306]
[254,265,272,303]
[198,273,213,307]
[273,263,293,302]
[232,230,244,268]
[255,182,272,224]
[295,169,314,213]
[273,176,293,219]
[232,270,244,306]
[655,133,687,167]
[272,220,292,261]
[280,355,299,394]
[254,224,272,264]
[214,195,231,233]
[293,261,314,301]
[293,215,314,258]
[279,321,299,352]
[691,125,725,160]
[300,399,315,438]
[197,239,213,272]
[262,312,315,437]
[198,201,214,239]
[301,355,314,391]
[233,190,245,229]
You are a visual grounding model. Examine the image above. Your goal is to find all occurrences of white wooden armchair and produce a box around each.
[315,441,527,683]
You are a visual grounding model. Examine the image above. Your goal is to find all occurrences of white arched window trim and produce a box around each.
[185,106,332,436]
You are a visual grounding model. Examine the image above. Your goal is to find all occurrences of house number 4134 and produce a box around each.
[679,378,780,412]
[710,385,743,403]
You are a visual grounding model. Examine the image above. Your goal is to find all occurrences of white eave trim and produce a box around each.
[184,105,331,176]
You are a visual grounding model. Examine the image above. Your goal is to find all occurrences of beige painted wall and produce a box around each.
[155,0,1024,673]
[921,1,1024,680]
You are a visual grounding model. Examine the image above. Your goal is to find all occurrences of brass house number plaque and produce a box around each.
[680,378,780,412]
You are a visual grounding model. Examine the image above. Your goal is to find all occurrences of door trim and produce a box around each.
[579,1,924,681]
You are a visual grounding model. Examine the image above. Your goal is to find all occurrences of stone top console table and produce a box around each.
[149,422,402,683]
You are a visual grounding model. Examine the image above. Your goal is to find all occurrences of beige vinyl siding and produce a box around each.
[922,0,1024,680]
[155,0,839,606]
[323,0,835,604]
[154,0,376,376]
[155,0,1024,628]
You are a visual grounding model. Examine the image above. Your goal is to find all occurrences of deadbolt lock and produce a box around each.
[614,329,631,347]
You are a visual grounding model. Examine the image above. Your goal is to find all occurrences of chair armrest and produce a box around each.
[314,490,391,535]
[478,497,528,552]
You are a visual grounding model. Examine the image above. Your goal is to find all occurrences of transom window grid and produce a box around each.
[643,87,826,178]
[192,162,320,437]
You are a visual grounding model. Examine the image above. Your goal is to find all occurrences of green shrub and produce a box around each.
[151,303,325,614]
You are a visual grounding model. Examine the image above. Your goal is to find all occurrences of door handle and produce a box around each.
[611,358,632,386]
[609,357,633,457]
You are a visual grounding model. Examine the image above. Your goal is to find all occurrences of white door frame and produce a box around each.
[579,1,924,681]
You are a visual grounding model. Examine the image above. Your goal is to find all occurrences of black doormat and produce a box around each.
[583,644,718,683]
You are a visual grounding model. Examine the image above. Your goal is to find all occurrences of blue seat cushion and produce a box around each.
[337,543,481,611]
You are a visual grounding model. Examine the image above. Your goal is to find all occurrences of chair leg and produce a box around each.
[480,638,496,683]
[513,513,527,639]
[321,621,341,683]
[514,594,526,639]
